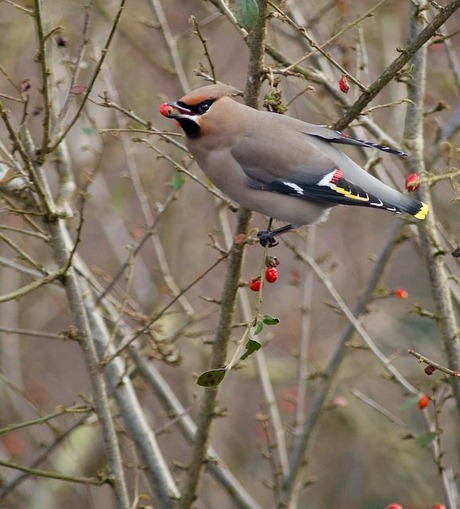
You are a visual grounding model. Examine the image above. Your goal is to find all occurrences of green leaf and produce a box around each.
[401,396,420,410]
[171,172,185,190]
[262,314,279,326]
[240,339,262,360]
[254,319,264,336]
[235,0,259,32]
[81,127,97,135]
[196,368,226,388]
[416,431,437,448]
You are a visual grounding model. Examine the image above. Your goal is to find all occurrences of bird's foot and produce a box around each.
[257,230,279,248]
[257,224,294,247]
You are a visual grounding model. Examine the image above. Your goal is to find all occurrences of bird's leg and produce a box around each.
[257,224,293,247]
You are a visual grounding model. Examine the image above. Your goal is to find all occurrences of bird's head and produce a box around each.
[160,84,240,138]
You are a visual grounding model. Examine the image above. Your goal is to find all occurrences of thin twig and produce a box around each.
[408,349,460,378]
[270,0,383,91]
[218,210,290,481]
[99,66,196,314]
[0,459,110,486]
[0,224,49,241]
[281,221,405,504]
[0,232,47,273]
[334,0,460,130]
[285,237,418,395]
[57,0,95,125]
[178,1,267,505]
[48,0,128,153]
[352,389,415,436]
[294,227,316,446]
[33,0,52,161]
[402,0,460,424]
[0,405,90,435]
[101,251,231,364]
[0,255,44,279]
[0,270,63,304]
[0,412,90,501]
[95,189,177,305]
[0,325,66,340]
[148,0,190,93]
[191,16,217,83]
[131,349,263,509]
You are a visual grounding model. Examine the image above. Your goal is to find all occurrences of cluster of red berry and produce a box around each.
[248,256,279,291]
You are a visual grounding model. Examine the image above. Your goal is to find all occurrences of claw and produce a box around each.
[257,223,293,247]
[257,231,279,248]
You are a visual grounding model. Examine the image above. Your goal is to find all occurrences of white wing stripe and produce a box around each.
[282,181,304,195]
[317,171,336,188]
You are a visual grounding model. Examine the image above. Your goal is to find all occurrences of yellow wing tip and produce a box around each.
[414,202,429,220]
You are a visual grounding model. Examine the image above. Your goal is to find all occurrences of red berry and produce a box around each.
[394,288,408,299]
[424,365,436,375]
[339,74,350,93]
[159,102,174,117]
[248,277,261,292]
[265,267,278,283]
[418,394,430,409]
[385,505,403,509]
[433,504,446,509]
[405,173,420,192]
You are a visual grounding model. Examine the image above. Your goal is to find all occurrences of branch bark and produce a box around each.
[178,3,269,506]
[49,221,130,509]
[334,0,460,130]
[281,222,405,505]
[402,1,460,428]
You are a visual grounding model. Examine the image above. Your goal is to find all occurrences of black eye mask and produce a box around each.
[176,99,216,115]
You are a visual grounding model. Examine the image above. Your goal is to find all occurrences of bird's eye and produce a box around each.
[197,99,214,114]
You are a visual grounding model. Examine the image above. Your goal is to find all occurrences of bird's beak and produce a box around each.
[159,101,193,119]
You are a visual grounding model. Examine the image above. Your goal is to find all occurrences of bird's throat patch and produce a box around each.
[177,117,201,138]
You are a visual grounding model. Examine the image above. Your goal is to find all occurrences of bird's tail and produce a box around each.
[396,197,429,220]
[312,168,429,219]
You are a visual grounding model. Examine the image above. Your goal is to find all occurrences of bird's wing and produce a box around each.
[299,123,409,157]
[230,127,426,218]
[247,166,402,212]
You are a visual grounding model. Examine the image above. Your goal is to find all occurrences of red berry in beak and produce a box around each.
[159,102,174,117]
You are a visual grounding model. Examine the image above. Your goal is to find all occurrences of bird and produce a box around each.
[160,84,428,246]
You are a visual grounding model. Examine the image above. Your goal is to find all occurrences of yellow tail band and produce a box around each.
[414,202,429,220]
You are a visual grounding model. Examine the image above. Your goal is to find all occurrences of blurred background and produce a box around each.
[0,0,459,507]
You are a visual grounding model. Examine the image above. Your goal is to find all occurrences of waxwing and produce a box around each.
[160,84,428,246]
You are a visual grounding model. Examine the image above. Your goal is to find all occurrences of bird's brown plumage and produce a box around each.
[161,84,428,230]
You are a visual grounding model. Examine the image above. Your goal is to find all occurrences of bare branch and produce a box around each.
[334,0,460,130]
